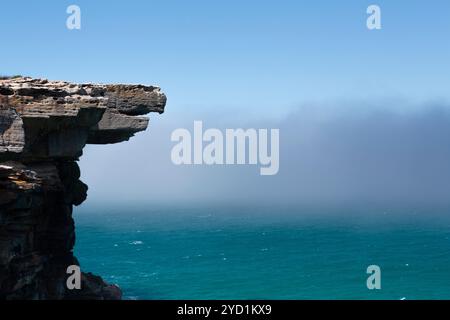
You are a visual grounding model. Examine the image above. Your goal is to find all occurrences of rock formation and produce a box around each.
[0,77,166,299]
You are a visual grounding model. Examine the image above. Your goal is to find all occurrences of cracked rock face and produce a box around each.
[0,77,166,299]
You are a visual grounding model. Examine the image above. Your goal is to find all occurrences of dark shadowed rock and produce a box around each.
[0,77,166,300]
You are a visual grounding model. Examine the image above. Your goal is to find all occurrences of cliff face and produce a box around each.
[0,77,166,299]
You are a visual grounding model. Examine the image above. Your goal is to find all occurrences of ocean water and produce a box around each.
[74,206,450,300]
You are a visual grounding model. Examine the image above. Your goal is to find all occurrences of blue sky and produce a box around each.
[1,0,450,116]
[3,1,450,207]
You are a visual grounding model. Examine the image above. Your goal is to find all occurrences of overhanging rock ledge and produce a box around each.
[0,77,166,299]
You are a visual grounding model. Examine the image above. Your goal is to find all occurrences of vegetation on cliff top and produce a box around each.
[0,75,22,80]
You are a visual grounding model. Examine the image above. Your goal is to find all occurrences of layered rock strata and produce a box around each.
[0,77,166,299]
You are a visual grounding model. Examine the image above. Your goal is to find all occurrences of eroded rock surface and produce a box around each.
[0,77,166,299]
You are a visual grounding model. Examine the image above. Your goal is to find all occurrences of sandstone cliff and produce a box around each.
[0,77,166,299]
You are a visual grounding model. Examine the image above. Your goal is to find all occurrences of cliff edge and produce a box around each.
[0,77,166,299]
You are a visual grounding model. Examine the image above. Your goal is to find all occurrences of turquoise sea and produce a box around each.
[74,206,450,300]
